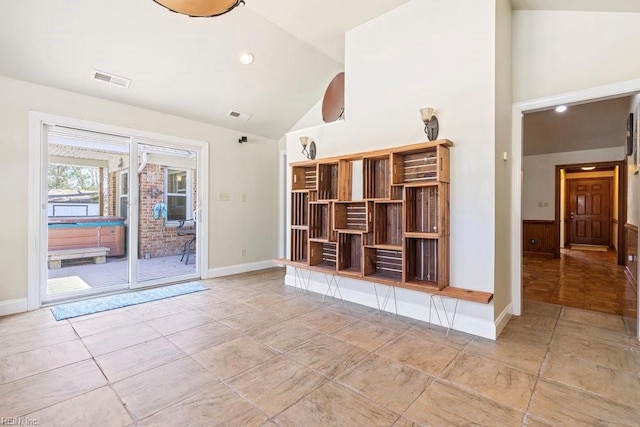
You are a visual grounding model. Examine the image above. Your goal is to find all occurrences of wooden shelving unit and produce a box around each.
[286,139,490,303]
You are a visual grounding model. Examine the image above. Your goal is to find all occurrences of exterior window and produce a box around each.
[119,171,128,218]
[165,169,189,222]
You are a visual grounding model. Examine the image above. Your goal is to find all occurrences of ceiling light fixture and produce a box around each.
[581,166,596,171]
[555,105,568,113]
[239,51,254,65]
[153,0,245,17]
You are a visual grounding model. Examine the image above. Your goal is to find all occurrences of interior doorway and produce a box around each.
[555,161,625,264]
[511,80,640,332]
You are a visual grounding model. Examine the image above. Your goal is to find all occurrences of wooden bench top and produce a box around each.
[48,247,111,259]
[274,258,493,304]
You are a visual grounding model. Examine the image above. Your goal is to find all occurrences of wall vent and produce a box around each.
[227,110,252,121]
[92,70,131,88]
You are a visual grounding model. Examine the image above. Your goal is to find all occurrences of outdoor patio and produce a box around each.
[47,255,197,295]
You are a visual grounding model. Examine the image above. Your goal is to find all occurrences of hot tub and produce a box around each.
[48,216,126,257]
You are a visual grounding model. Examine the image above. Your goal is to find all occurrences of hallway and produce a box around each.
[523,248,637,318]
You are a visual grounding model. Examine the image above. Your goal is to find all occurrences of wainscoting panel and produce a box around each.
[625,224,638,291]
[523,220,556,257]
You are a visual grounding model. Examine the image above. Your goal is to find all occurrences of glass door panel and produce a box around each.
[44,128,131,303]
[134,142,199,286]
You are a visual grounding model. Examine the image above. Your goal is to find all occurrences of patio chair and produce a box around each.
[176,217,196,265]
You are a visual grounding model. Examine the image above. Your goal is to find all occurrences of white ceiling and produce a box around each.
[0,1,638,140]
[523,96,631,156]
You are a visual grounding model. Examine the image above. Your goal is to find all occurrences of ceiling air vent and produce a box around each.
[91,70,131,88]
[227,110,252,121]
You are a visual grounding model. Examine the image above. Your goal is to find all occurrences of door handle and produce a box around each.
[569,211,575,220]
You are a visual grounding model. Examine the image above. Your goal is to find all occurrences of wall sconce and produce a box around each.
[420,107,439,141]
[300,136,316,160]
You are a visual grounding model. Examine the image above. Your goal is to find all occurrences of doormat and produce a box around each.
[570,244,608,252]
[50,282,209,321]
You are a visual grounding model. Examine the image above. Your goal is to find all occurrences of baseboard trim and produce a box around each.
[0,298,28,317]
[207,260,277,278]
[283,271,497,339]
[496,302,513,337]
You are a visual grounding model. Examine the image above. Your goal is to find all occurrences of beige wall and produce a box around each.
[513,10,640,102]
[0,75,279,303]
[493,0,512,320]
[523,147,625,221]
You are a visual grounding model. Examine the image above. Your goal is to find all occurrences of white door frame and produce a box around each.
[28,111,209,309]
[510,79,640,335]
[278,149,287,259]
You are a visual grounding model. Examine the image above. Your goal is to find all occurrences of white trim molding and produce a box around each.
[496,302,513,337]
[207,260,278,278]
[0,299,29,317]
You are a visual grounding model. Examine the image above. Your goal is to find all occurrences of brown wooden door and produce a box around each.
[567,178,611,246]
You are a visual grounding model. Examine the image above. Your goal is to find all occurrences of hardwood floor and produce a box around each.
[523,247,638,318]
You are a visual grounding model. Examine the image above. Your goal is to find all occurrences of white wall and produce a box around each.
[0,75,279,303]
[522,147,625,221]
[285,0,501,338]
[513,10,640,102]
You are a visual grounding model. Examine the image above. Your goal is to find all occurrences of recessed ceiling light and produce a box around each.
[555,105,567,113]
[239,51,254,65]
[581,166,596,171]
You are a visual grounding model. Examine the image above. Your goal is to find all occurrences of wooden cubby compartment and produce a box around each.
[363,247,403,282]
[405,185,438,235]
[291,192,309,227]
[363,155,391,199]
[309,241,337,271]
[334,201,372,232]
[309,202,333,241]
[292,165,317,191]
[288,140,453,292]
[318,163,339,200]
[392,144,449,185]
[337,233,363,275]
[291,229,308,263]
[374,201,403,248]
[405,238,448,290]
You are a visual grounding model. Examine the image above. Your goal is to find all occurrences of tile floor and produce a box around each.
[1,267,639,426]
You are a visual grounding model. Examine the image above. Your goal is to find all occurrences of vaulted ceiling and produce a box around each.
[1,1,638,140]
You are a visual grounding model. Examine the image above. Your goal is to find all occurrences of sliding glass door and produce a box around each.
[40,123,203,304]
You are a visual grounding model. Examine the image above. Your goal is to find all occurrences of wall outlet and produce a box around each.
[241,192,247,202]
[530,239,536,245]
[241,248,246,256]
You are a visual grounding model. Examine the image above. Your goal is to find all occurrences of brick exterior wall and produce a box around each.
[139,164,198,258]
[106,164,197,259]
[107,172,116,216]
